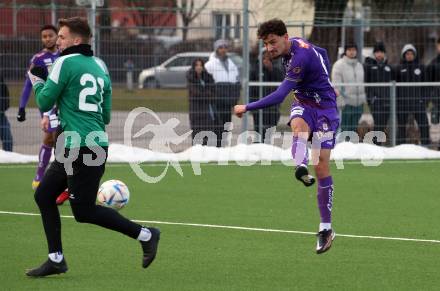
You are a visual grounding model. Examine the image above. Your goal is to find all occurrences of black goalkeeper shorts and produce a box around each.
[44,146,108,205]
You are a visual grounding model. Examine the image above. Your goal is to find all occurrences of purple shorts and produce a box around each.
[39,110,59,133]
[288,102,340,149]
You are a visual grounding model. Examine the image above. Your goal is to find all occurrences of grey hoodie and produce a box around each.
[331,55,366,106]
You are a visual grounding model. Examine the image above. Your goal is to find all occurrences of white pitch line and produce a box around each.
[1,210,439,244]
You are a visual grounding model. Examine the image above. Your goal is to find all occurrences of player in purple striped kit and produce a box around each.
[234,19,339,254]
[16,25,68,204]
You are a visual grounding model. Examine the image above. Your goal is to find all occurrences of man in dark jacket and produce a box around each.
[250,51,284,142]
[364,42,393,145]
[0,73,13,151]
[395,44,429,145]
[425,38,440,125]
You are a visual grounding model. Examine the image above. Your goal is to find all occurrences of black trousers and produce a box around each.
[396,111,430,145]
[34,146,142,253]
[215,83,240,147]
[370,104,390,145]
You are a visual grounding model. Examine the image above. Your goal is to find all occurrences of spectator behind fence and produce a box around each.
[331,43,366,134]
[396,44,429,145]
[364,41,393,145]
[0,73,13,152]
[425,38,440,126]
[205,39,240,146]
[186,58,219,146]
[249,51,284,142]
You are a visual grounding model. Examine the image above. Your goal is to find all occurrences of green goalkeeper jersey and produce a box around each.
[33,45,111,148]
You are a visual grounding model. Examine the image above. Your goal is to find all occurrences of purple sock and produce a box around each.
[291,136,308,167]
[35,144,53,181]
[317,176,334,223]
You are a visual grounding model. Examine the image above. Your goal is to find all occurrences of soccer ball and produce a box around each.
[97,180,130,210]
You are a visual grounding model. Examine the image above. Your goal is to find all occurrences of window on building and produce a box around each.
[213,12,241,40]
[235,14,240,39]
[214,14,223,40]
[225,14,231,39]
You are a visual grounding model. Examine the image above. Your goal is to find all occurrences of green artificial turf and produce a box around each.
[1,161,439,290]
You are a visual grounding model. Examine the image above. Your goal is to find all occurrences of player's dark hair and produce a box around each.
[257,18,287,39]
[40,24,58,34]
[58,17,92,41]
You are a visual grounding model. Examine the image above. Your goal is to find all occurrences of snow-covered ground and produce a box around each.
[4,108,440,165]
[2,142,440,164]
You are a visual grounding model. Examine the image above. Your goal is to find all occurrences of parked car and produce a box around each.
[138,52,243,88]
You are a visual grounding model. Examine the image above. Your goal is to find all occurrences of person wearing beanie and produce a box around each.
[373,41,386,54]
[331,42,366,133]
[213,39,229,51]
[425,38,440,126]
[205,39,240,146]
[364,41,393,145]
[395,43,429,145]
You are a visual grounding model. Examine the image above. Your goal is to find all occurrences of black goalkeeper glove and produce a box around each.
[30,66,48,81]
[28,66,48,86]
[17,107,26,122]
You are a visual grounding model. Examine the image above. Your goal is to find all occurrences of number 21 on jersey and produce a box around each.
[79,73,104,112]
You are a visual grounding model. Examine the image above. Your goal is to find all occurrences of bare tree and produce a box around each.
[308,0,349,63]
[178,0,209,41]
[362,0,433,64]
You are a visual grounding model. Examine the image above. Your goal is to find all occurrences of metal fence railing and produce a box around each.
[3,81,440,154]
[2,2,440,153]
[248,82,440,148]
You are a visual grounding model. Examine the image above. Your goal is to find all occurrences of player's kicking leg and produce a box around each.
[290,117,315,187]
[312,148,335,254]
[290,109,337,253]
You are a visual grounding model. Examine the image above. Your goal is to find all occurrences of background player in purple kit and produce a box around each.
[16,25,65,194]
[234,19,339,254]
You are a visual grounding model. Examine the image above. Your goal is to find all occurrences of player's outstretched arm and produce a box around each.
[234,104,247,118]
[234,79,295,117]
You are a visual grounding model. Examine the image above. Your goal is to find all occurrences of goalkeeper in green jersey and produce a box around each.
[26,17,160,277]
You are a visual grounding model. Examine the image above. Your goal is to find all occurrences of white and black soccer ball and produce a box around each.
[97,180,130,210]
